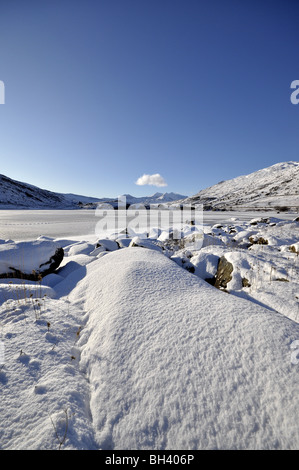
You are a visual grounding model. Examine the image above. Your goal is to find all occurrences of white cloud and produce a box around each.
[135,173,167,187]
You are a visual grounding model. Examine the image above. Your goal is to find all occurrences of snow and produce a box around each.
[0,215,299,450]
[0,173,186,210]
[0,239,63,277]
[95,239,120,252]
[178,217,299,323]
[96,192,187,207]
[1,161,299,216]
[181,161,299,211]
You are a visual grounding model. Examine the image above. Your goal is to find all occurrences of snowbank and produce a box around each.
[0,226,298,450]
[74,248,299,450]
[0,239,64,280]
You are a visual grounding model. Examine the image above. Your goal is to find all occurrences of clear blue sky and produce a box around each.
[0,0,298,198]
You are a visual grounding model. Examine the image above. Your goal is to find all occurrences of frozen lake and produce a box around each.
[0,209,296,241]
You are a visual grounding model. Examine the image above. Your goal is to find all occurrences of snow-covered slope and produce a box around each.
[0,232,298,449]
[75,248,299,450]
[0,174,79,209]
[57,193,102,205]
[150,192,187,203]
[0,174,186,209]
[182,162,299,211]
[98,192,187,207]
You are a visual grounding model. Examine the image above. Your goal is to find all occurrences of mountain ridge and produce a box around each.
[179,161,299,211]
[1,162,298,210]
[0,174,186,209]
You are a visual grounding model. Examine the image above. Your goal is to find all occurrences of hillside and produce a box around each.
[99,192,187,208]
[182,162,299,211]
[0,174,186,209]
[0,174,78,209]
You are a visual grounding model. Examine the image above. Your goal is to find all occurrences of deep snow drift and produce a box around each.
[0,217,298,450]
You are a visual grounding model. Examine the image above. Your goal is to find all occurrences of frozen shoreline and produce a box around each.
[0,209,296,241]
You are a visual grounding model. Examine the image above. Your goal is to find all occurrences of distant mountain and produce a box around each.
[0,174,76,209]
[0,174,186,209]
[57,193,103,205]
[179,162,299,211]
[154,192,188,202]
[99,192,187,207]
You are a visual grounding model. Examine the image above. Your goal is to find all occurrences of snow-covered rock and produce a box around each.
[115,238,133,248]
[0,240,64,280]
[289,242,299,254]
[163,216,299,322]
[95,239,119,251]
[129,237,164,252]
[68,242,96,256]
[247,220,299,247]
[188,251,220,281]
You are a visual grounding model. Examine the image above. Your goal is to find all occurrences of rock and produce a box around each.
[148,228,162,239]
[158,229,182,242]
[242,277,251,288]
[214,256,234,289]
[249,236,268,245]
[116,238,132,248]
[182,232,204,251]
[95,239,119,251]
[0,240,64,281]
[171,255,195,273]
[129,237,164,252]
[68,242,95,256]
[89,246,107,256]
[173,232,224,252]
[249,217,270,225]
[185,265,195,273]
[289,243,299,254]
[189,252,219,281]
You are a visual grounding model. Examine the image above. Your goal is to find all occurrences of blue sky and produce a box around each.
[0,0,298,198]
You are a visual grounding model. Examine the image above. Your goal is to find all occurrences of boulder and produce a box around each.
[116,238,132,248]
[129,237,164,252]
[242,277,251,288]
[189,252,220,281]
[289,243,299,254]
[68,242,95,256]
[249,217,269,225]
[249,236,269,245]
[0,239,64,281]
[214,256,234,289]
[95,239,119,251]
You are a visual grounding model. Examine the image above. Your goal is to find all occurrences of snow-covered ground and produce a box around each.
[171,215,299,323]
[0,215,298,450]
